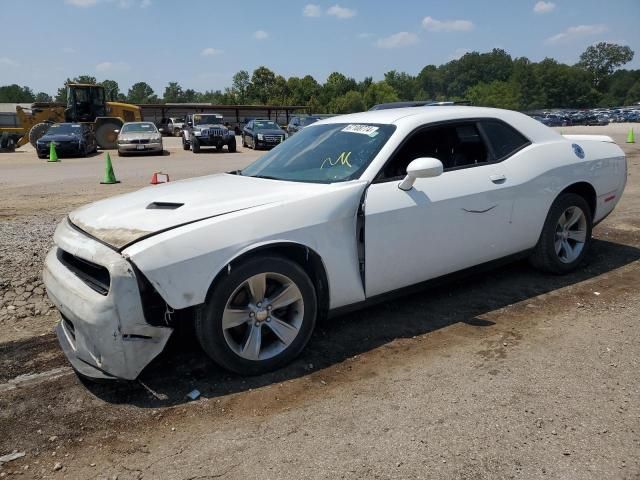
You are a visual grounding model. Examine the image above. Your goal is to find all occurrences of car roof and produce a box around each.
[317,106,560,142]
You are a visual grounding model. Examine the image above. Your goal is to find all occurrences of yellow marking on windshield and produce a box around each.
[320,151,352,169]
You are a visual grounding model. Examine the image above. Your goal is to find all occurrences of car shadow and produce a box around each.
[83,238,640,406]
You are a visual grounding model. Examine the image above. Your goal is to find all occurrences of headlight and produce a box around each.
[193,129,202,136]
[257,133,264,141]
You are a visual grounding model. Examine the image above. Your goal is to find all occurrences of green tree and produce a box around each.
[0,84,35,102]
[100,79,120,101]
[578,42,634,88]
[625,80,640,105]
[127,82,157,104]
[231,70,251,103]
[34,92,53,102]
[329,90,366,113]
[416,65,443,100]
[163,81,184,102]
[363,81,399,109]
[466,81,522,110]
[442,49,513,98]
[384,70,417,101]
[249,66,277,104]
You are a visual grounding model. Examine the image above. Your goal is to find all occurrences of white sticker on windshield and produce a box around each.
[342,124,379,136]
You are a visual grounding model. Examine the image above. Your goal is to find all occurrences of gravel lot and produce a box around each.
[0,125,639,479]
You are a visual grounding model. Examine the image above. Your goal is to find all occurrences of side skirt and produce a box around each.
[328,249,534,319]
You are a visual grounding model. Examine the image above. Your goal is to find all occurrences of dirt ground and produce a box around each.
[0,125,639,479]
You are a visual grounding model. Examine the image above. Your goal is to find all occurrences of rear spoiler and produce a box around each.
[562,134,615,143]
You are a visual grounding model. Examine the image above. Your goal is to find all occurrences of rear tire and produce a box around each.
[182,136,190,150]
[195,256,317,375]
[529,193,593,274]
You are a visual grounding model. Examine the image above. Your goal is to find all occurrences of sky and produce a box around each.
[1,0,639,97]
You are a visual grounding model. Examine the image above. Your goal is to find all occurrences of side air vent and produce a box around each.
[146,202,184,210]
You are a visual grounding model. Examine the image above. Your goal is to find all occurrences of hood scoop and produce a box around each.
[146,202,184,210]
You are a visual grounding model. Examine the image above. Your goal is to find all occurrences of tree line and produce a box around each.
[1,43,637,113]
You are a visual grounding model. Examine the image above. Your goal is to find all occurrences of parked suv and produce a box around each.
[156,117,184,137]
[182,113,236,153]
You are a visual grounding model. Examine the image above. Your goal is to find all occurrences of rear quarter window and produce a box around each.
[481,121,530,160]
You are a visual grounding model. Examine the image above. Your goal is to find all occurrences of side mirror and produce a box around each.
[398,157,443,191]
[113,129,120,133]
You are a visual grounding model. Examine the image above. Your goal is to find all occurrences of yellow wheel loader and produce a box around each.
[0,83,141,150]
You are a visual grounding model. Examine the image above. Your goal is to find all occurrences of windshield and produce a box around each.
[241,123,396,183]
[193,114,223,125]
[253,120,280,130]
[46,123,82,135]
[121,122,158,133]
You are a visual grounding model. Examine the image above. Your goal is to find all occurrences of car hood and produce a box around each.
[118,132,159,141]
[69,173,332,250]
[40,133,81,142]
[255,129,285,136]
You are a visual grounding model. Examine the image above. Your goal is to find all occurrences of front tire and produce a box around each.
[191,137,200,153]
[227,137,236,153]
[530,193,593,274]
[195,256,317,375]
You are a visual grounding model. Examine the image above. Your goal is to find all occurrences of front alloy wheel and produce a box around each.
[196,256,317,375]
[222,272,304,361]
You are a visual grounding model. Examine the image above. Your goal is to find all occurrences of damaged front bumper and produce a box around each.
[43,218,173,380]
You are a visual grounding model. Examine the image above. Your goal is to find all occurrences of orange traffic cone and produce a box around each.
[150,172,170,185]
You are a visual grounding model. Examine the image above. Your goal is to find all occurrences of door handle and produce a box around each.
[489,174,506,184]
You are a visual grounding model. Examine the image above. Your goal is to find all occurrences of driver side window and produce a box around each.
[375,122,489,181]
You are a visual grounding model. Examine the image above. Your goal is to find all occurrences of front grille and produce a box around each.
[203,128,223,137]
[58,249,110,295]
[264,135,283,143]
[130,139,150,144]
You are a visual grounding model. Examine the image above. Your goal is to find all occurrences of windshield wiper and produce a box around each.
[250,175,282,180]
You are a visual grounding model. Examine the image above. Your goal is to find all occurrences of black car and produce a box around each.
[36,123,98,159]
[286,115,321,136]
[242,119,287,149]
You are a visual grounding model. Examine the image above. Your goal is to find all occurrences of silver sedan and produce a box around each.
[116,122,163,156]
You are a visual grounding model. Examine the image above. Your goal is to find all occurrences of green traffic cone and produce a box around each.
[100,152,120,184]
[48,142,59,162]
[627,128,635,144]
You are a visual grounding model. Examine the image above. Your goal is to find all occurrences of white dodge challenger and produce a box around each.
[43,107,627,380]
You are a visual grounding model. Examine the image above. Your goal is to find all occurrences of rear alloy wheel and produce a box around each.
[530,193,592,274]
[196,256,317,375]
